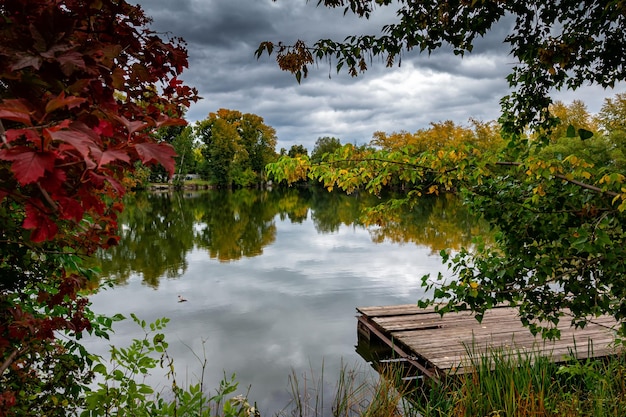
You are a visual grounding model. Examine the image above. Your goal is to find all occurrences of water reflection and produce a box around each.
[85,188,492,414]
[93,188,491,288]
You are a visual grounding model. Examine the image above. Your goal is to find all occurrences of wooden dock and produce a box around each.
[356,304,619,380]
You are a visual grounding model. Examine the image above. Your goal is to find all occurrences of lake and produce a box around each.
[83,187,485,414]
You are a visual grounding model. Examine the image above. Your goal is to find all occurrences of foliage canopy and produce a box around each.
[195,109,278,187]
[0,0,198,413]
[262,0,626,339]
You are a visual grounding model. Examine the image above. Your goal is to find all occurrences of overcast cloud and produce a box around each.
[137,0,624,152]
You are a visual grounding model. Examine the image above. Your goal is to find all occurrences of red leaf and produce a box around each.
[112,114,150,134]
[10,52,43,71]
[112,67,126,90]
[39,168,67,194]
[6,128,39,144]
[87,171,125,195]
[0,147,56,185]
[45,92,87,114]
[58,50,86,76]
[93,120,114,137]
[58,197,84,222]
[46,127,97,159]
[99,148,131,167]
[135,142,177,176]
[23,203,58,242]
[155,115,187,129]
[0,99,33,126]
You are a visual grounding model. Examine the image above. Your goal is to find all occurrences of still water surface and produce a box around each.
[84,188,484,413]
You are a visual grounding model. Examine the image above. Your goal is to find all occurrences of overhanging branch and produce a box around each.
[495,161,619,198]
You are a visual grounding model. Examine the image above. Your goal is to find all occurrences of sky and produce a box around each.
[137,0,625,152]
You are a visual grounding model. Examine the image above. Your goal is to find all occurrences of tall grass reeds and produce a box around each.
[280,345,626,417]
[278,361,420,417]
[413,343,626,417]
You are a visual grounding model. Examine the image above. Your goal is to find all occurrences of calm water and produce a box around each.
[83,188,484,413]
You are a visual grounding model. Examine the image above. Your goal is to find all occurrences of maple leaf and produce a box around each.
[112,114,150,134]
[0,147,56,185]
[57,50,86,76]
[57,197,85,222]
[39,168,67,194]
[6,128,39,144]
[23,203,58,243]
[9,52,43,71]
[45,92,87,114]
[93,120,114,137]
[135,142,177,176]
[99,148,131,168]
[112,67,126,90]
[46,125,99,159]
[0,99,33,126]
[155,115,187,129]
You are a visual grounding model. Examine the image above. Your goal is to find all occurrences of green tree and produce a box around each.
[172,126,198,182]
[287,144,308,158]
[261,0,626,338]
[311,136,342,162]
[596,93,626,169]
[197,114,243,186]
[196,109,277,187]
[597,92,626,134]
[548,100,598,142]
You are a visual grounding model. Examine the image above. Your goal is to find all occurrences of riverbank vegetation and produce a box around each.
[278,350,626,417]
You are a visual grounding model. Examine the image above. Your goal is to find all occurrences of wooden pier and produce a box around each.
[356,304,619,380]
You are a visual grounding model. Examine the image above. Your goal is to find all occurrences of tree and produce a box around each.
[371,120,504,154]
[548,100,598,142]
[597,92,626,137]
[261,0,626,338]
[149,123,188,182]
[196,109,277,187]
[0,0,198,413]
[311,136,342,162]
[287,144,308,157]
[172,126,198,182]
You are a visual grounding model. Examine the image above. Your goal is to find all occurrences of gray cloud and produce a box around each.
[137,0,624,152]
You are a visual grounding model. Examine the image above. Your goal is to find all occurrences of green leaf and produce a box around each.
[566,124,576,137]
[138,385,154,394]
[578,128,594,140]
[92,363,107,375]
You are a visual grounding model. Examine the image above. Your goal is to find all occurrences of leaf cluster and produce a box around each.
[83,315,258,417]
[0,1,198,414]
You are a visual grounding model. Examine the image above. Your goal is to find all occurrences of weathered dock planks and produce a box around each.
[357,304,619,379]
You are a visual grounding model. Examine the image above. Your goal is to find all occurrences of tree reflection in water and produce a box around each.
[92,188,492,287]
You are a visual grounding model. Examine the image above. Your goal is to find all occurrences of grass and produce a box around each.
[279,347,626,417]
[407,345,626,417]
[277,361,422,417]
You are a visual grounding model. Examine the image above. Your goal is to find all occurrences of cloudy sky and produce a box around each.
[137,0,624,152]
